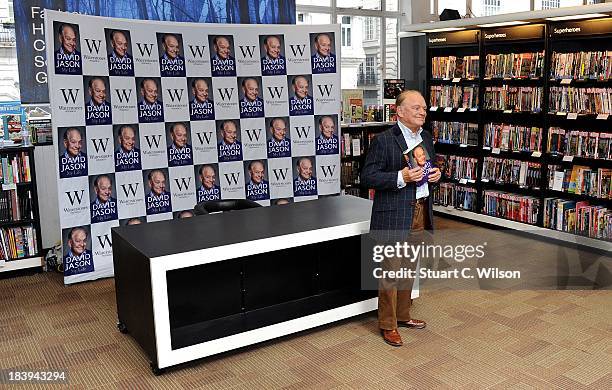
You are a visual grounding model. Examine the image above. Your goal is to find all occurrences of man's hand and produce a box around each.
[428,167,442,183]
[402,166,423,183]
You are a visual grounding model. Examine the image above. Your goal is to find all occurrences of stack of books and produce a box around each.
[544,198,610,240]
[482,191,540,225]
[0,226,38,261]
[547,165,611,199]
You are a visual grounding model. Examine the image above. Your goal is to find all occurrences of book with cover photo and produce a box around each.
[405,141,432,188]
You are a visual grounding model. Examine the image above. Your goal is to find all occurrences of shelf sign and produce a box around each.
[483,24,544,42]
[596,114,609,120]
[562,155,574,162]
[567,113,578,120]
[459,144,468,148]
[444,107,453,112]
[551,18,612,39]
[457,107,467,112]
[531,151,542,158]
[2,183,16,191]
[556,112,566,116]
[429,106,438,111]
[503,110,513,114]
[481,178,489,183]
[427,30,480,46]
[492,148,501,155]
[452,78,461,83]
[560,78,572,85]
[459,178,468,184]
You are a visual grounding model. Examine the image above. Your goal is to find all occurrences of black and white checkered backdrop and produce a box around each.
[45,11,341,284]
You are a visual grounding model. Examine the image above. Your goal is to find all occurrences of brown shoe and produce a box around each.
[397,319,426,329]
[381,329,403,347]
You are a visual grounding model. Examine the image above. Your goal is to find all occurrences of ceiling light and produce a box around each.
[478,21,529,28]
[420,27,466,33]
[546,13,607,21]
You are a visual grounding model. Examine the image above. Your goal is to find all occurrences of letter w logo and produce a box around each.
[120,183,140,197]
[238,45,256,58]
[217,88,234,101]
[97,234,112,249]
[289,44,306,56]
[90,138,110,153]
[174,177,192,191]
[188,45,206,57]
[317,84,333,97]
[267,86,284,99]
[195,132,213,145]
[321,165,337,177]
[143,135,162,149]
[224,172,240,186]
[60,89,79,104]
[166,89,184,102]
[244,129,262,142]
[272,168,288,181]
[135,43,154,57]
[84,39,102,54]
[294,126,310,138]
[114,89,132,103]
[65,190,85,206]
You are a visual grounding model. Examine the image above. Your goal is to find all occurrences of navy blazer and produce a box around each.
[361,124,436,243]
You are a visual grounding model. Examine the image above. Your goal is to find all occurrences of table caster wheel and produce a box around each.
[117,321,128,334]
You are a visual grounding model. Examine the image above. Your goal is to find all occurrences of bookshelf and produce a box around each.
[425,17,612,247]
[340,122,394,199]
[0,146,43,273]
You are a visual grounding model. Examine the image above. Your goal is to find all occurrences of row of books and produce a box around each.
[544,198,612,240]
[0,225,38,261]
[483,86,543,112]
[484,52,545,79]
[341,133,364,157]
[0,189,34,222]
[431,56,480,79]
[550,51,612,80]
[429,85,479,109]
[481,158,541,188]
[483,123,543,152]
[549,87,612,114]
[544,198,610,240]
[548,165,611,199]
[341,161,361,187]
[482,191,540,225]
[548,128,611,159]
[432,183,478,211]
[435,154,479,181]
[431,121,478,145]
[1,152,32,184]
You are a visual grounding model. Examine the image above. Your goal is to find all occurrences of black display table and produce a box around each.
[112,196,377,373]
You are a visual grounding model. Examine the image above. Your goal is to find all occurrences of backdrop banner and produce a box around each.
[15,0,297,104]
[45,10,341,284]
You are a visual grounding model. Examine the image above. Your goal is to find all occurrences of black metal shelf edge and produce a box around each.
[0,219,36,227]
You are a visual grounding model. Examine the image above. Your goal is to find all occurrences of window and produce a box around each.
[535,0,582,9]
[364,17,379,41]
[471,0,530,17]
[297,13,304,23]
[482,0,501,16]
[337,0,381,11]
[341,16,352,47]
[541,0,560,8]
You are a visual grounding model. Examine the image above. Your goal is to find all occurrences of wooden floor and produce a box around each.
[0,218,611,389]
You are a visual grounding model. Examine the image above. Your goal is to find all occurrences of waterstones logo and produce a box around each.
[317,84,333,97]
[166,88,185,104]
[173,177,192,192]
[267,86,284,99]
[271,168,289,181]
[195,132,214,145]
[238,45,257,58]
[90,138,111,154]
[83,39,103,55]
[244,128,263,142]
[224,172,241,185]
[96,234,112,249]
[135,43,154,57]
[320,164,337,178]
[289,44,306,57]
[114,89,133,104]
[188,45,207,57]
[65,190,85,206]
[120,183,140,198]
[218,88,235,101]
[60,89,80,105]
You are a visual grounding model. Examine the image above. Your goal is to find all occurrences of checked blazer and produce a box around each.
[360,124,436,243]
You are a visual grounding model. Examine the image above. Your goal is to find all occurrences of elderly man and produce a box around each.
[197,165,221,202]
[108,30,133,76]
[361,90,441,347]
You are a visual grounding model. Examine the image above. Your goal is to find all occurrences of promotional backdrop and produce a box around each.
[46,10,341,284]
[16,0,297,104]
